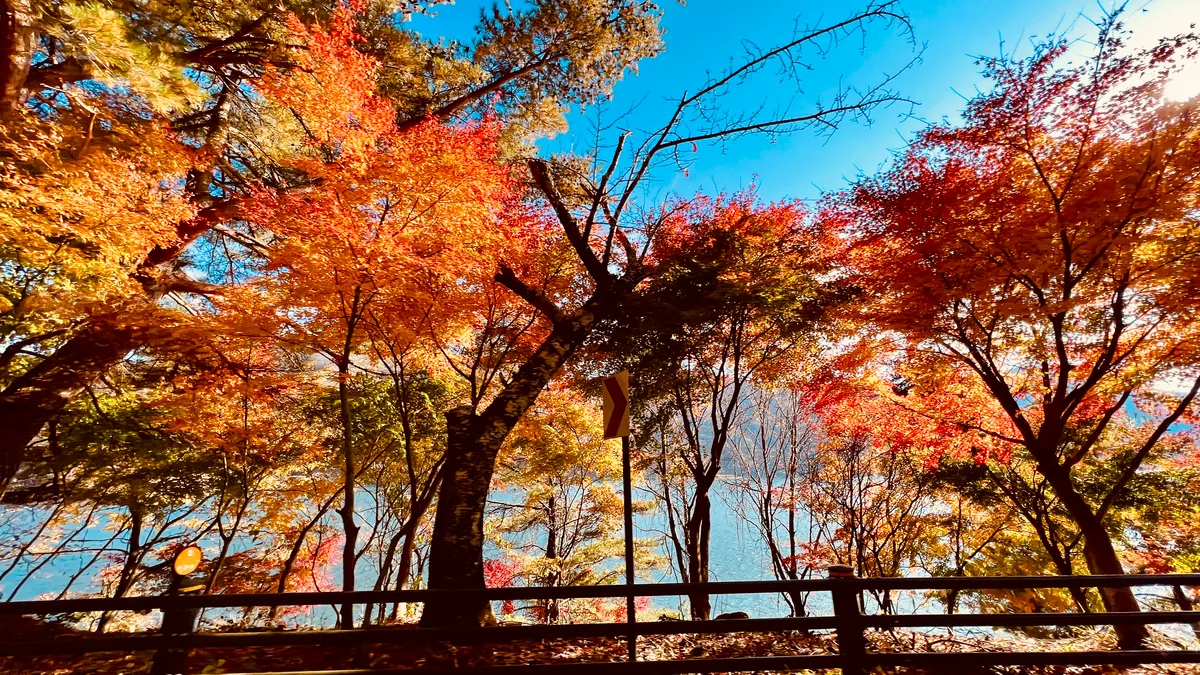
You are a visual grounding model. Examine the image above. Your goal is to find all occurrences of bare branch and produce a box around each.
[527,159,610,284]
[494,263,565,325]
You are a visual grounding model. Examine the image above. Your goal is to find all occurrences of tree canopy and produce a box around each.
[1,0,1199,660]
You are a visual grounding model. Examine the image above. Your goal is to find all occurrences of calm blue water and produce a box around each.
[0,478,819,623]
[630,479,824,619]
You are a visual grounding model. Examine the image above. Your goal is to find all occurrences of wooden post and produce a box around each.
[828,564,866,675]
[622,434,637,662]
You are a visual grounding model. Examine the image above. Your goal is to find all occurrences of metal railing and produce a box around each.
[0,569,1198,674]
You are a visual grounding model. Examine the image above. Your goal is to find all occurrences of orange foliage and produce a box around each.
[822,29,1200,465]
[257,6,395,166]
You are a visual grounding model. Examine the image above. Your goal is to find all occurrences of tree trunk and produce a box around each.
[395,527,417,592]
[0,0,33,110]
[420,307,599,628]
[544,495,559,623]
[0,323,143,495]
[98,506,142,633]
[338,364,358,630]
[363,530,404,627]
[1039,460,1148,649]
[388,530,420,623]
[684,488,712,620]
[390,534,424,623]
[206,501,247,594]
[1171,585,1200,641]
[419,408,498,627]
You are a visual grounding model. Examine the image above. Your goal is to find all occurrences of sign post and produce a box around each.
[602,370,635,662]
[151,545,204,675]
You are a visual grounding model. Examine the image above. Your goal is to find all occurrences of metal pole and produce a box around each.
[622,434,636,662]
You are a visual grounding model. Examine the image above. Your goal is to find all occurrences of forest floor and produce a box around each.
[0,615,1197,674]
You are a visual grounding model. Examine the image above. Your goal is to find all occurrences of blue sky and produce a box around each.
[413,0,1200,202]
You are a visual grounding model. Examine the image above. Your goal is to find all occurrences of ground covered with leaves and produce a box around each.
[1,615,1197,675]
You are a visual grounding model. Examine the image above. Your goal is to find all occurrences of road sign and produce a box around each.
[602,370,630,439]
[173,546,202,576]
[602,369,636,660]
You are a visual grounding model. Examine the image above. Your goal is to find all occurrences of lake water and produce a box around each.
[1,477,824,623]
[625,478,830,619]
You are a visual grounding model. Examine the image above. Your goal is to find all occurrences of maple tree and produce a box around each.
[829,16,1200,647]
[232,7,519,629]
[614,192,839,620]
[0,0,665,499]
[422,4,912,625]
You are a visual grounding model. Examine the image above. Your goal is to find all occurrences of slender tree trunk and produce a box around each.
[338,363,358,629]
[421,307,600,628]
[544,495,559,623]
[1171,585,1200,641]
[98,506,143,632]
[684,488,712,620]
[1039,460,1148,649]
[784,496,807,617]
[363,529,404,627]
[389,530,418,623]
[389,535,423,623]
[395,527,417,591]
[206,501,247,594]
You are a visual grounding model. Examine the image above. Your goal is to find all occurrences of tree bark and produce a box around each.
[363,530,404,627]
[421,307,599,628]
[0,0,33,110]
[544,494,559,623]
[419,407,497,627]
[1038,459,1148,649]
[395,527,417,592]
[1171,585,1200,641]
[684,487,713,620]
[97,506,143,633]
[338,358,359,630]
[206,499,248,594]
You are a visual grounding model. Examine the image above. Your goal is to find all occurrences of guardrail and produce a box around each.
[0,569,1198,674]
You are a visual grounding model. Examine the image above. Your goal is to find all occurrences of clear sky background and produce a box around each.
[411,0,1200,203]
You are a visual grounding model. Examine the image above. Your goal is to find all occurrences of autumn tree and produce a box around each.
[0,0,664,498]
[491,387,659,623]
[728,387,825,617]
[232,5,517,625]
[832,15,1200,647]
[422,3,913,627]
[608,193,838,620]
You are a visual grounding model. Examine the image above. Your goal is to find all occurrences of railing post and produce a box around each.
[827,564,866,675]
[621,434,637,663]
